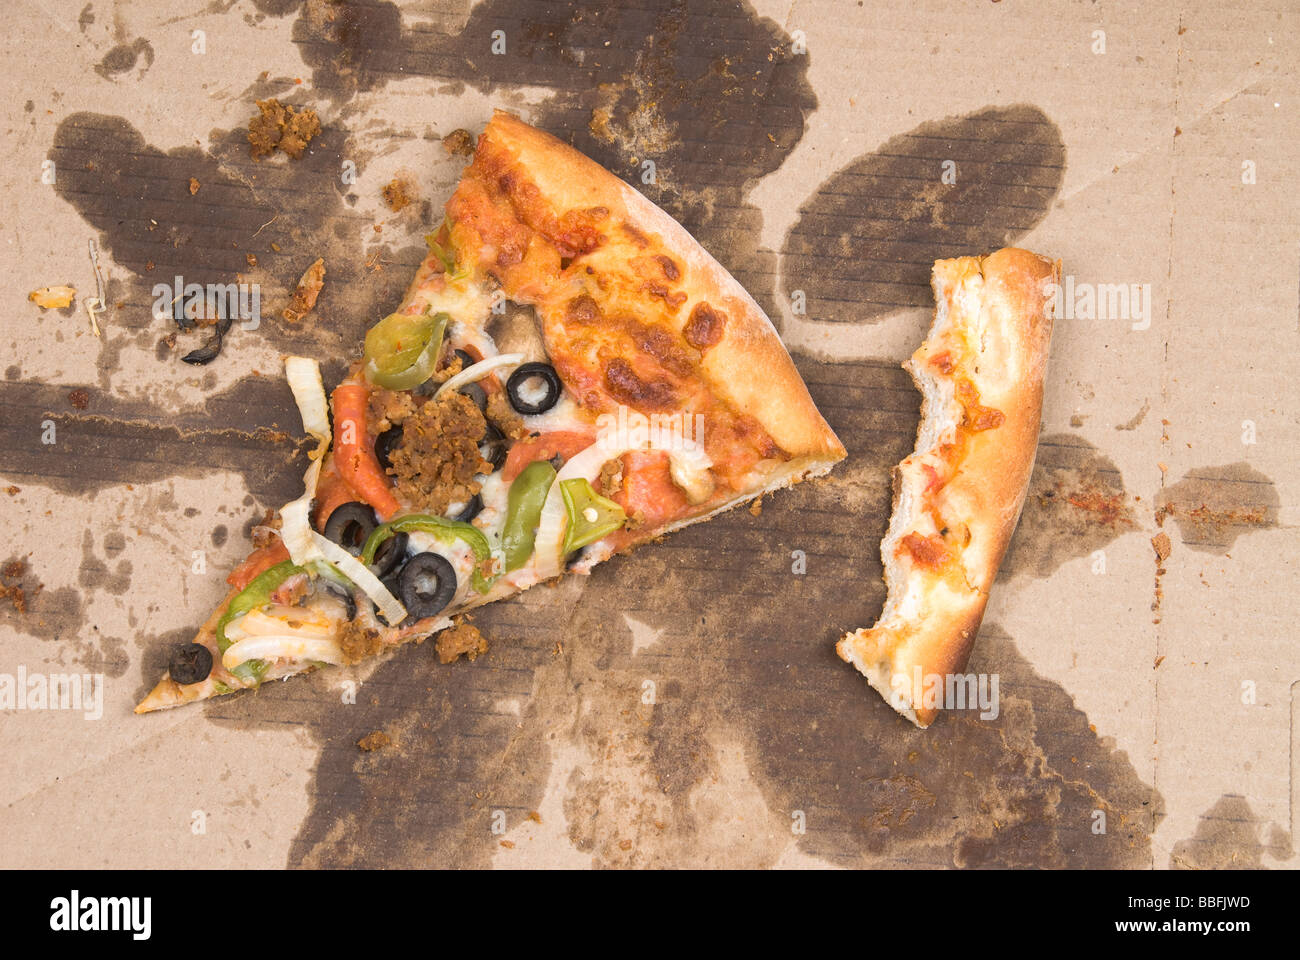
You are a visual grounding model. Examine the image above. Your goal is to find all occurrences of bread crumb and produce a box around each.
[282,257,325,322]
[1153,655,1166,669]
[68,389,89,410]
[748,495,763,517]
[499,839,515,849]
[189,177,200,195]
[527,811,542,824]
[5,486,19,496]
[1151,532,1172,562]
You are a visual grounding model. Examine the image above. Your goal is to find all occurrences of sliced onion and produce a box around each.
[222,634,345,671]
[434,352,525,400]
[285,356,331,449]
[311,531,406,626]
[531,438,715,580]
[281,355,334,566]
[532,443,610,580]
[280,456,324,566]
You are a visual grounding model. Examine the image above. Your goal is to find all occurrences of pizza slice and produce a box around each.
[137,110,845,713]
[837,247,1059,727]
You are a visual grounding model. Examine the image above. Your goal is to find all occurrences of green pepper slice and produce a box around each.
[216,560,307,684]
[363,309,449,391]
[361,514,495,593]
[424,222,457,275]
[560,478,627,555]
[502,460,557,572]
[425,218,470,280]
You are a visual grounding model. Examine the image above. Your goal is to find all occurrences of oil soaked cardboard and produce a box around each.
[0,0,1296,869]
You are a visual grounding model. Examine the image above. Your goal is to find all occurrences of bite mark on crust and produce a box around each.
[838,247,1060,727]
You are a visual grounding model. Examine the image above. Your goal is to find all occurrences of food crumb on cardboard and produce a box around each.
[436,619,488,664]
[245,253,258,268]
[1154,655,1166,669]
[282,257,325,322]
[1,560,31,614]
[499,839,515,849]
[1151,532,1172,562]
[589,107,614,143]
[357,730,393,752]
[381,178,415,212]
[749,495,763,517]
[28,285,75,309]
[618,839,633,851]
[248,98,321,160]
[68,389,89,410]
[527,810,542,824]
[1069,414,1086,427]
[442,128,474,156]
[1151,532,1170,623]
[5,486,19,496]
[188,177,200,195]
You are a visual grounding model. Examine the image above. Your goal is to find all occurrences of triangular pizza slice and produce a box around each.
[137,110,845,712]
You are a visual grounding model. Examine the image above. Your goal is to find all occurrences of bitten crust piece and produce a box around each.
[837,247,1060,727]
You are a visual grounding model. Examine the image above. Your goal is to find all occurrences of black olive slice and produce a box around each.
[479,422,508,472]
[448,493,483,523]
[319,579,358,622]
[323,501,378,556]
[506,362,561,415]
[374,425,404,473]
[169,642,213,685]
[369,530,409,580]
[459,380,488,412]
[454,348,476,368]
[398,552,458,619]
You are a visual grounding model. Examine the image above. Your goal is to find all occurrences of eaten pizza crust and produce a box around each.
[837,247,1060,727]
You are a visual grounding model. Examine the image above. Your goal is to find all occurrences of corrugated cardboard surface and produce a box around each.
[1,0,1296,868]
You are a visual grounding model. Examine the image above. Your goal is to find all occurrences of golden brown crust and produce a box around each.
[837,247,1059,727]
[453,110,845,467]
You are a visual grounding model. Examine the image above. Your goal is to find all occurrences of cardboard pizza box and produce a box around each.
[0,0,1294,869]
